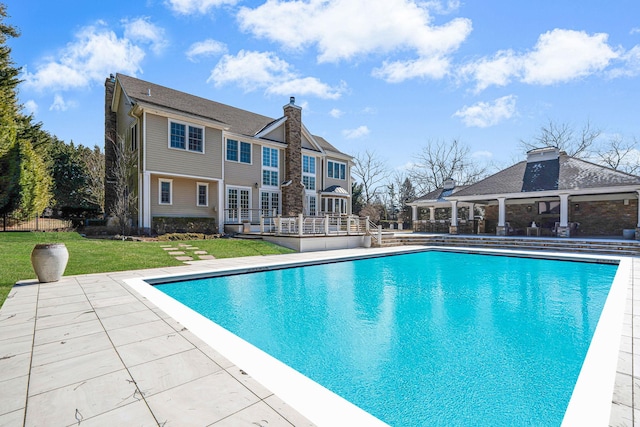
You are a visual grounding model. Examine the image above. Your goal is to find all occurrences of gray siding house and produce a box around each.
[104,74,352,234]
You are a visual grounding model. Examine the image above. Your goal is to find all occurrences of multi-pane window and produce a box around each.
[262,147,279,187]
[261,191,279,216]
[227,187,250,221]
[130,124,138,151]
[227,139,252,163]
[327,160,346,180]
[302,155,316,190]
[197,183,208,207]
[159,179,172,205]
[170,121,203,153]
[306,195,317,216]
[189,127,203,152]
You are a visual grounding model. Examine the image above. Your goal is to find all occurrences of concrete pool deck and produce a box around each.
[0,246,637,426]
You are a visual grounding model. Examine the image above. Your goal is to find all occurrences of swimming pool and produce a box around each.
[145,250,620,426]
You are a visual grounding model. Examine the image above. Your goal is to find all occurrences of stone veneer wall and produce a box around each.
[104,76,117,216]
[282,100,305,216]
[484,199,638,236]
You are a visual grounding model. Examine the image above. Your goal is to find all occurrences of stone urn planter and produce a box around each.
[363,234,372,248]
[31,243,69,283]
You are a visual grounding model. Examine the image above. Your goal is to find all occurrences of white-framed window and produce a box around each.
[169,121,204,153]
[261,191,280,216]
[196,182,208,207]
[227,186,251,221]
[302,155,316,191]
[226,139,252,164]
[327,160,346,180]
[159,179,172,205]
[262,146,279,187]
[306,195,317,216]
[130,123,138,151]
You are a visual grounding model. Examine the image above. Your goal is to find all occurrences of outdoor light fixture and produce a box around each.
[254,182,259,189]
[574,204,579,211]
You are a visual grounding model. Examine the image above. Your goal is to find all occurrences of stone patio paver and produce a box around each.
[0,247,637,426]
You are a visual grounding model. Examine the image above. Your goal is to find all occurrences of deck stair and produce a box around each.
[375,234,640,257]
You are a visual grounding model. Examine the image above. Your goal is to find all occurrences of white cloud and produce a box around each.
[122,17,168,55]
[49,94,77,111]
[609,45,640,78]
[342,125,370,139]
[631,28,640,35]
[23,22,145,91]
[461,29,620,91]
[208,50,345,99]
[186,39,227,62]
[453,95,517,128]
[329,108,343,118]
[237,0,471,81]
[165,0,237,14]
[22,100,38,115]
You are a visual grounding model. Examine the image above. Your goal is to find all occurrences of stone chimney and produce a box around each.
[282,97,305,216]
[104,74,117,216]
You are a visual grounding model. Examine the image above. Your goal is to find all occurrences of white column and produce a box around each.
[412,205,418,221]
[467,203,474,220]
[559,194,569,227]
[142,172,151,229]
[498,197,506,227]
[429,207,435,221]
[450,201,458,226]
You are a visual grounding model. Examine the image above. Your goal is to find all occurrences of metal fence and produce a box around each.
[1,214,73,232]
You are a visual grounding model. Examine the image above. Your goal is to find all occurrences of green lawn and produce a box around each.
[0,232,294,308]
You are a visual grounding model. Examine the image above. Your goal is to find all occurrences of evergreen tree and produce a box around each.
[0,4,52,216]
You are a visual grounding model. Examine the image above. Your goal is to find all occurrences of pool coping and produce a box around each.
[0,246,635,426]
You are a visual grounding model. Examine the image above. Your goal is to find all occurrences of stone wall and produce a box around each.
[282,98,305,216]
[484,199,638,236]
[152,217,217,235]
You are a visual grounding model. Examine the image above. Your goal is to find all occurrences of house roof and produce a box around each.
[115,74,349,157]
[452,153,640,198]
[413,185,470,203]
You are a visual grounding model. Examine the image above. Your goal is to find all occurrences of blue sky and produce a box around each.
[5,0,640,173]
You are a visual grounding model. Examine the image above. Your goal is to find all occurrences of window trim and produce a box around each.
[327,160,347,180]
[226,139,252,164]
[168,120,204,154]
[262,146,279,187]
[159,178,173,205]
[302,154,316,191]
[196,182,209,207]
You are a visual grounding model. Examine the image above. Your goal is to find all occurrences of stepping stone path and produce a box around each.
[160,243,216,262]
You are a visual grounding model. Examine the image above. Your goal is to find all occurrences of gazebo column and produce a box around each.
[636,190,640,240]
[468,203,475,220]
[429,207,435,221]
[412,205,418,221]
[496,197,507,236]
[449,200,458,234]
[556,193,570,238]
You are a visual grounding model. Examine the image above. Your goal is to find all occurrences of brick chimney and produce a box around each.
[282,97,304,216]
[104,74,117,216]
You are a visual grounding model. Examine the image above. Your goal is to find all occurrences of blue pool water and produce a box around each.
[155,251,617,426]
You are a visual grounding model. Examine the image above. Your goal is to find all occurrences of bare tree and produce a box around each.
[595,135,640,175]
[520,119,601,158]
[352,150,389,205]
[81,144,105,212]
[409,139,488,196]
[107,134,137,236]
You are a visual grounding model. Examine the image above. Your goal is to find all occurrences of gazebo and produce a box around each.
[409,147,640,239]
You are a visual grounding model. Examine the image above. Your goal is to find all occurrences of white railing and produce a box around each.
[259,214,373,236]
[224,209,278,224]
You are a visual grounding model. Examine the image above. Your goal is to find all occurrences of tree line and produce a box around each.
[0,5,104,220]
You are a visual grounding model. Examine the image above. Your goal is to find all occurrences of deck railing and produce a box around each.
[259,214,374,236]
